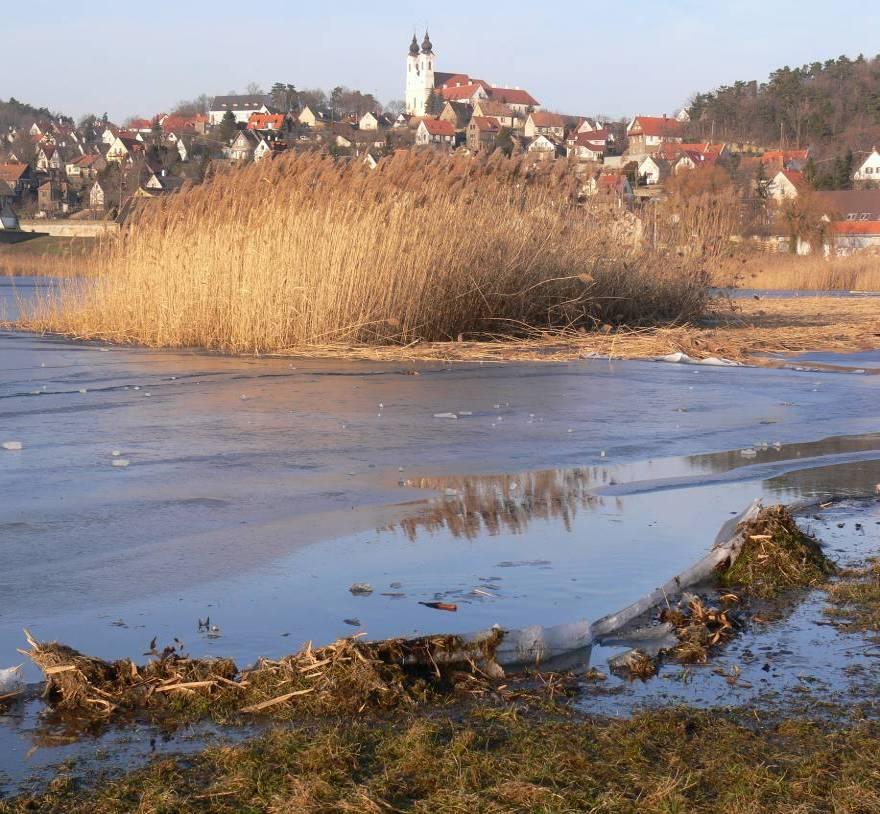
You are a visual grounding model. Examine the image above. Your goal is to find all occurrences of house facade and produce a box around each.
[0,163,36,199]
[466,116,501,151]
[106,136,144,164]
[627,115,684,153]
[472,101,518,129]
[854,148,880,184]
[415,118,456,147]
[209,95,271,126]
[526,134,563,160]
[229,130,259,161]
[767,169,805,201]
[524,112,564,140]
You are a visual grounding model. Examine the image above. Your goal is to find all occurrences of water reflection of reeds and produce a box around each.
[390,468,607,541]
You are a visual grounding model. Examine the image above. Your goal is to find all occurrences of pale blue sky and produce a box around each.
[5,1,880,122]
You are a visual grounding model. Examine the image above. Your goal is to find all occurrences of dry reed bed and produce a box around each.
[0,238,97,278]
[15,152,707,352]
[256,296,879,364]
[714,252,880,291]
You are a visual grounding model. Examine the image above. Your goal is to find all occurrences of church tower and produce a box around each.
[405,31,435,116]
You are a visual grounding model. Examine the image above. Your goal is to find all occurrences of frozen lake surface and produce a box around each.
[1,277,880,787]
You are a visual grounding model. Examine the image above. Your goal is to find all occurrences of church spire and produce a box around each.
[409,34,420,57]
[421,30,433,54]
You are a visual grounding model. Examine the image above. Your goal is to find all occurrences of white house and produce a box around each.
[767,169,805,201]
[854,148,880,184]
[359,112,380,131]
[297,106,324,128]
[828,220,880,255]
[35,144,62,173]
[526,134,563,160]
[415,118,455,147]
[253,137,273,162]
[106,136,143,164]
[209,95,270,127]
[638,155,672,185]
[228,130,259,161]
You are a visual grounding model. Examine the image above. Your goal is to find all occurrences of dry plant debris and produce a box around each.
[23,628,576,723]
[665,596,738,664]
[720,505,834,598]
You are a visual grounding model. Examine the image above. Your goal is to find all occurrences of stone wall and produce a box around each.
[18,220,120,238]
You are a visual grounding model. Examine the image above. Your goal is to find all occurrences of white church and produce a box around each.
[405,32,540,117]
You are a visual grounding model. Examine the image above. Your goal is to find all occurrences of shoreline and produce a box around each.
[6,296,880,364]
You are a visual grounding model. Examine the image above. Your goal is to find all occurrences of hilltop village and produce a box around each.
[3,33,880,255]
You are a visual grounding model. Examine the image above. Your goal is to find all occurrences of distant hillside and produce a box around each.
[687,54,880,157]
[0,97,71,131]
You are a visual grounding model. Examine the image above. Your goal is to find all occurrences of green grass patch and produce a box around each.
[4,708,880,813]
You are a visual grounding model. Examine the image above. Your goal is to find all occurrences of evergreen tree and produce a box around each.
[425,90,443,117]
[755,160,769,198]
[803,156,818,187]
[219,110,238,143]
[495,127,514,157]
[839,148,854,189]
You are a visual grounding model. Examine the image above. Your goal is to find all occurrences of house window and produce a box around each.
[867,167,874,174]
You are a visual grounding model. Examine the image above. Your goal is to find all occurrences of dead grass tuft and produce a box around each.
[6,709,880,813]
[721,506,834,598]
[824,558,880,631]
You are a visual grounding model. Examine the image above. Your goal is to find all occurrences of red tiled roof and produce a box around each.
[761,149,809,165]
[0,163,29,182]
[778,169,806,188]
[160,116,193,133]
[72,154,101,167]
[437,73,473,88]
[529,111,564,128]
[573,130,608,147]
[471,116,501,133]
[598,173,625,190]
[488,87,539,106]
[247,113,286,130]
[437,83,487,102]
[128,118,152,129]
[629,116,684,138]
[676,150,720,168]
[473,100,515,117]
[420,118,456,136]
[830,220,880,235]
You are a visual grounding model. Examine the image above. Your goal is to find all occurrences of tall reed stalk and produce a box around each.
[21,152,708,352]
